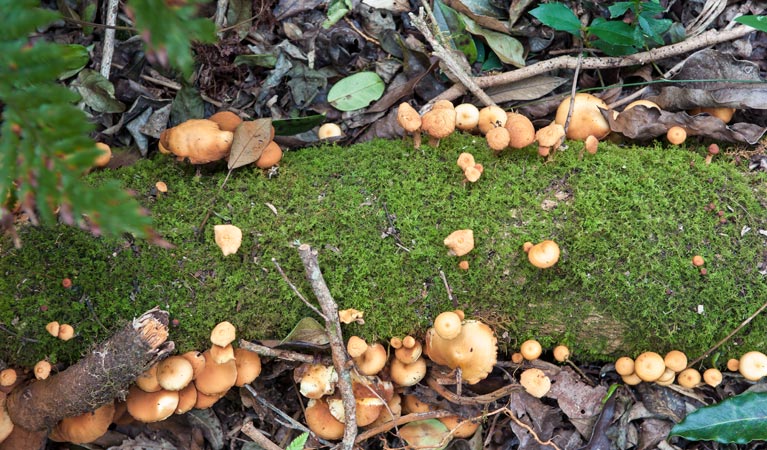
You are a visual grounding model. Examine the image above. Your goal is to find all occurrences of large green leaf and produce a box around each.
[272,115,326,136]
[462,16,524,68]
[735,15,767,33]
[435,0,477,64]
[529,3,582,37]
[671,392,767,443]
[587,19,642,47]
[57,44,90,80]
[327,71,385,111]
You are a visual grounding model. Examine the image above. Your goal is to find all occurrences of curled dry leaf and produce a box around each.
[339,308,365,324]
[228,118,274,170]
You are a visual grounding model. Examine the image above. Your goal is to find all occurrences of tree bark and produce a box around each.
[0,307,174,450]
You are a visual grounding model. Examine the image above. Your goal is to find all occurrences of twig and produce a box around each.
[354,410,455,443]
[432,25,755,104]
[99,0,120,80]
[426,376,522,406]
[238,339,333,365]
[0,324,39,343]
[438,269,457,308]
[297,244,357,449]
[240,421,282,450]
[506,409,562,450]
[608,59,686,109]
[688,297,767,368]
[214,0,229,29]
[409,5,495,107]
[272,258,327,321]
[562,51,583,138]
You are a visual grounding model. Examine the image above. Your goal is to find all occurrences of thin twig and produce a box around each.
[562,51,583,138]
[272,258,327,321]
[297,244,357,449]
[214,0,229,29]
[506,409,562,450]
[354,410,455,443]
[439,269,457,308]
[240,422,282,450]
[99,0,120,80]
[426,376,522,406]
[238,339,333,365]
[688,297,767,368]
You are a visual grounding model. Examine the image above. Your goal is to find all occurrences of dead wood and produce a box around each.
[1,307,173,450]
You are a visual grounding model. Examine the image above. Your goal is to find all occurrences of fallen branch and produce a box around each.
[426,376,522,406]
[1,308,173,450]
[296,244,357,449]
[433,25,755,104]
[237,340,333,366]
[354,410,455,443]
[240,421,282,450]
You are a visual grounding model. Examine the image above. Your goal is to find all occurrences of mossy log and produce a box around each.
[0,308,172,450]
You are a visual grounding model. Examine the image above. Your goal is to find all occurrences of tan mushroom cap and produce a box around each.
[34,360,52,380]
[726,358,740,372]
[297,363,338,399]
[395,340,422,364]
[390,357,427,387]
[520,339,543,361]
[444,229,474,257]
[433,311,462,340]
[527,240,560,269]
[49,401,115,444]
[464,165,481,183]
[439,415,480,438]
[318,123,343,139]
[347,336,369,358]
[455,103,480,131]
[181,351,207,380]
[93,142,112,168]
[401,394,432,413]
[624,99,661,112]
[689,107,735,123]
[194,349,238,395]
[555,93,610,140]
[58,324,75,341]
[478,105,507,135]
[615,356,635,376]
[369,394,401,428]
[397,103,422,133]
[210,344,235,364]
[327,396,384,427]
[338,308,364,324]
[209,111,243,132]
[422,107,456,143]
[0,369,17,387]
[621,372,643,385]
[255,141,283,168]
[703,368,723,387]
[520,368,551,398]
[584,135,599,155]
[126,386,179,423]
[504,112,536,149]
[655,368,676,386]
[305,398,345,440]
[194,388,226,409]
[486,126,511,152]
[677,367,702,388]
[353,343,388,376]
[45,321,60,337]
[553,345,570,362]
[535,123,565,152]
[664,350,688,373]
[175,382,198,414]
[164,119,234,164]
[214,224,242,257]
[739,351,767,381]
[234,347,262,387]
[667,126,687,145]
[135,364,162,393]
[456,152,476,171]
[0,392,14,443]
[634,351,666,382]
[425,319,497,384]
[156,355,195,391]
[210,321,237,347]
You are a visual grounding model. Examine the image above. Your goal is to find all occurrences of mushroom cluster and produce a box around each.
[424,310,497,384]
[523,240,561,269]
[456,153,483,183]
[613,349,728,389]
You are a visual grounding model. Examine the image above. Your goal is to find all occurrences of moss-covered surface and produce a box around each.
[3,134,767,367]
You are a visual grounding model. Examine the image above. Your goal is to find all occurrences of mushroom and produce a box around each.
[347,336,369,358]
[634,351,666,382]
[621,372,642,385]
[703,368,723,387]
[34,360,52,380]
[175,383,198,414]
[389,357,427,387]
[126,386,179,423]
[486,127,511,153]
[692,255,705,267]
[444,229,474,257]
[395,337,423,364]
[535,123,565,157]
[421,104,456,147]
[210,343,235,364]
[433,311,462,340]
[458,260,469,270]
[180,351,206,379]
[504,112,536,149]
[194,389,226,409]
[135,364,162,393]
[655,368,676,386]
[214,224,242,256]
[463,165,482,183]
[689,107,735,123]
[677,367,702,388]
[58,324,75,341]
[554,93,610,141]
[397,103,422,148]
[318,123,343,140]
[705,143,719,165]
[94,142,112,168]
[424,319,497,384]
[667,126,687,145]
[455,103,480,131]
[520,339,542,361]
[209,111,243,132]
[478,105,507,135]
[438,415,480,438]
[155,181,168,193]
[49,401,115,444]
[739,351,767,381]
[614,357,635,376]
[553,345,570,362]
[297,363,338,399]
[584,135,599,155]
[338,308,364,324]
[45,321,60,337]
[194,349,238,395]
[401,394,432,413]
[305,397,345,440]
[353,343,387,376]
[156,355,194,391]
[663,350,687,373]
[369,394,401,427]
[520,368,551,398]
[210,321,237,347]
[456,152,476,171]
[162,119,234,164]
[511,352,524,364]
[234,347,262,386]
[526,240,560,269]
[726,358,740,372]
[0,369,17,387]
[255,141,283,168]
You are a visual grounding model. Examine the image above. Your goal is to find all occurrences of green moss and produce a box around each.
[2,135,767,366]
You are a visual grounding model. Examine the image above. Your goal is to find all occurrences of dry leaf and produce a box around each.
[214,224,242,256]
[228,119,273,170]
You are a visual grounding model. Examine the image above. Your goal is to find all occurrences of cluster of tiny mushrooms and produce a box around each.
[0,99,743,445]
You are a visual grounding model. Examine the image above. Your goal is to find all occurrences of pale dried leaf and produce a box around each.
[228,119,273,170]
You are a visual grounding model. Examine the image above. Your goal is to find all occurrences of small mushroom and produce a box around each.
[703,368,723,387]
[456,152,476,171]
[156,356,194,391]
[692,255,705,267]
[455,103,480,131]
[214,224,242,256]
[726,358,740,372]
[49,401,115,444]
[255,141,283,168]
[663,350,687,373]
[689,107,735,123]
[444,229,474,257]
[162,119,234,164]
[194,349,238,395]
[520,368,551,398]
[234,347,262,387]
[584,135,599,155]
[438,415,480,438]
[424,319,497,384]
[318,123,343,140]
[535,123,565,157]
[347,336,369,358]
[34,360,52,380]
[634,351,665,382]
[739,351,767,381]
[677,367,702,388]
[94,143,112,168]
[45,321,60,337]
[614,356,635,376]
[463,165,482,183]
[486,127,510,153]
[478,105,507,135]
[433,311,462,340]
[520,339,542,361]
[305,398,345,440]
[58,324,75,341]
[667,126,687,145]
[504,112,536,149]
[655,368,676,386]
[422,104,456,147]
[705,143,719,165]
[126,386,179,423]
[621,372,643,385]
[175,383,198,414]
[397,103,422,148]
[210,321,237,347]
[526,240,560,269]
[553,345,570,362]
[297,363,338,399]
[353,343,388,376]
[554,93,610,141]
[389,357,427,387]
[339,308,364,324]
[135,364,162,393]
[209,111,243,132]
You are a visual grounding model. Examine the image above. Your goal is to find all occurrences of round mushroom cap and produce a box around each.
[45,321,60,337]
[677,367,702,388]
[438,415,480,438]
[234,347,262,387]
[305,398,345,440]
[181,351,207,379]
[455,103,480,131]
[255,141,283,168]
[50,401,115,444]
[535,123,565,150]
[58,324,75,341]
[395,340,422,364]
[456,152,476,171]
[614,357,635,376]
[397,103,422,133]
[478,105,507,134]
[527,240,560,269]
[504,113,536,149]
[553,345,570,362]
[0,369,17,387]
[422,108,456,140]
[194,350,238,395]
[486,126,511,151]
[209,111,243,132]
[34,360,52,380]
[135,364,162,393]
[726,358,740,372]
[621,372,642,385]
[663,350,688,373]
[347,336,369,358]
[165,119,234,164]
[464,165,482,183]
[554,93,610,140]
[156,356,195,391]
[666,126,687,145]
[433,311,462,340]
[703,368,723,387]
[424,320,497,384]
[739,351,767,381]
[214,225,243,257]
[194,388,226,409]
[318,123,343,139]
[175,383,198,414]
[634,351,666,382]
[354,343,388,376]
[584,135,599,154]
[297,363,338,399]
[210,321,237,347]
[520,368,551,398]
[689,107,735,123]
[444,229,475,257]
[126,386,179,423]
[389,357,427,387]
[93,142,112,168]
[520,339,543,361]
[655,368,676,386]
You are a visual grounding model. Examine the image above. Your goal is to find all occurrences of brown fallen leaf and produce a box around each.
[228,119,273,170]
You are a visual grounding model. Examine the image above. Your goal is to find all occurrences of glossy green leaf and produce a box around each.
[234,54,277,68]
[75,69,126,113]
[607,2,634,18]
[529,3,582,36]
[57,44,90,79]
[327,71,385,111]
[462,16,524,68]
[588,19,641,47]
[735,15,767,33]
[671,392,767,443]
[272,115,326,136]
[435,0,477,64]
[323,0,352,28]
